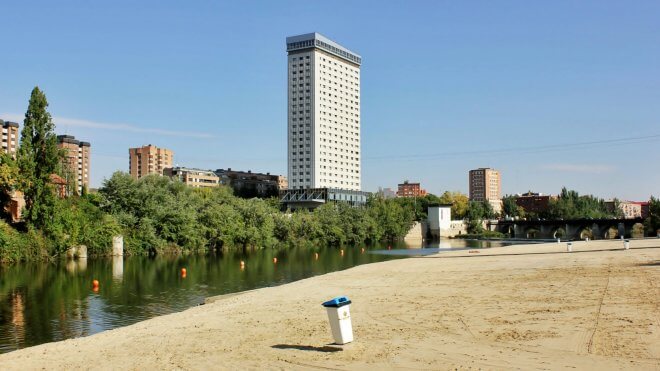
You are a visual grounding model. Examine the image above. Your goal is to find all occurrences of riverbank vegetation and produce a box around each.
[98,172,417,255]
[1,169,419,263]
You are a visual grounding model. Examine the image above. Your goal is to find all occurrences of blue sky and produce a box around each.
[1,0,658,200]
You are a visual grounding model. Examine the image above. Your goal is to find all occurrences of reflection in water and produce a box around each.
[112,256,123,281]
[65,259,87,274]
[10,292,25,348]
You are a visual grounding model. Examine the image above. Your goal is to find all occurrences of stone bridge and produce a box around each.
[489,218,645,240]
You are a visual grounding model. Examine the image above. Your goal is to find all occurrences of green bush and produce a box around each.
[1,172,419,262]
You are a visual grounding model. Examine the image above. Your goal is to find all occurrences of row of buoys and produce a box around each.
[93,265,191,292]
[91,246,376,289]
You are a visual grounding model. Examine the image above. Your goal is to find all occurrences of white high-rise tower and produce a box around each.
[286,32,361,191]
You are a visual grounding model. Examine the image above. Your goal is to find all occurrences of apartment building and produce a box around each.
[469,168,501,201]
[215,168,287,198]
[397,181,427,198]
[0,119,19,156]
[604,200,646,219]
[128,145,173,179]
[286,32,362,191]
[163,167,219,188]
[515,192,554,214]
[469,168,502,213]
[56,135,91,195]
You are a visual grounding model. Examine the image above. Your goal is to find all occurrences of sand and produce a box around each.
[1,239,659,370]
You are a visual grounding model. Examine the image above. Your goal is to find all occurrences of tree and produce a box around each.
[545,187,614,220]
[17,87,63,228]
[610,198,625,219]
[644,196,660,236]
[502,195,519,218]
[438,191,469,219]
[314,203,346,245]
[367,197,415,241]
[0,153,19,221]
[482,201,495,219]
[465,201,485,233]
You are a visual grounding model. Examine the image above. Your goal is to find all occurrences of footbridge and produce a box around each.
[489,218,645,240]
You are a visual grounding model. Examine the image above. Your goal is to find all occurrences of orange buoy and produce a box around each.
[92,279,99,291]
[181,268,187,278]
[361,248,365,253]
[340,249,344,256]
[240,260,245,268]
[314,253,319,260]
[273,257,278,264]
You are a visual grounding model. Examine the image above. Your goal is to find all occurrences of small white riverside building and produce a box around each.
[427,204,467,238]
[428,204,452,231]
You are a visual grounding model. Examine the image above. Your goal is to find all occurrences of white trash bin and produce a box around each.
[567,242,572,252]
[624,239,630,250]
[322,296,353,345]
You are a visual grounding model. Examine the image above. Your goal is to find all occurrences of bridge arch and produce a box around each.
[501,224,514,237]
[601,225,619,239]
[576,226,593,240]
[632,223,645,238]
[551,227,566,239]
[524,226,541,239]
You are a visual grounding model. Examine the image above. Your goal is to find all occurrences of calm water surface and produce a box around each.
[0,239,507,353]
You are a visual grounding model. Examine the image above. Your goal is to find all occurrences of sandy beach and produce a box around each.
[1,239,658,370]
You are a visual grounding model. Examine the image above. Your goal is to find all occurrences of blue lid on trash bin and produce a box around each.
[322,296,352,308]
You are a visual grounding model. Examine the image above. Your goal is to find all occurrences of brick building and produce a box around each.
[128,145,173,179]
[469,168,502,213]
[397,181,427,198]
[515,192,554,214]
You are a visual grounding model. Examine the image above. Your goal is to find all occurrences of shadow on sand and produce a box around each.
[272,344,343,353]
[637,260,660,266]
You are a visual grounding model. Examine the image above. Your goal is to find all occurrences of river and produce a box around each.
[0,239,510,353]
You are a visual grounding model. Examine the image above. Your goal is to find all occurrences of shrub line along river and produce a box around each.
[0,239,512,353]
